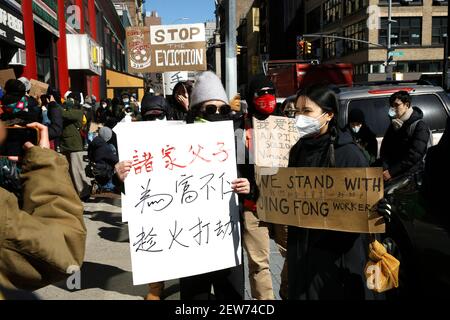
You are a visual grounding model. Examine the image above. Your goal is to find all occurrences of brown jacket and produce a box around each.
[0,147,86,290]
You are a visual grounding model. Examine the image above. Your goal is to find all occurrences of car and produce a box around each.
[336,83,450,155]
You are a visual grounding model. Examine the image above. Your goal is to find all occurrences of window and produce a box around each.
[379,17,422,46]
[324,33,338,59]
[347,98,391,137]
[379,0,423,5]
[432,17,448,45]
[323,0,342,26]
[343,20,367,54]
[411,95,448,132]
[344,0,367,16]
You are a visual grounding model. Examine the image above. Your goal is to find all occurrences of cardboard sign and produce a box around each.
[149,23,206,73]
[114,121,241,285]
[0,68,15,88]
[127,27,152,73]
[253,116,300,168]
[127,24,207,73]
[148,73,164,94]
[255,167,385,234]
[29,79,49,99]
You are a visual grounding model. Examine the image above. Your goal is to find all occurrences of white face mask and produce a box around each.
[295,113,327,137]
[155,116,167,122]
[123,99,130,104]
[351,125,362,134]
[388,107,397,118]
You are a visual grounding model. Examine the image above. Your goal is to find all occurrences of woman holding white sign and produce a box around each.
[287,84,380,300]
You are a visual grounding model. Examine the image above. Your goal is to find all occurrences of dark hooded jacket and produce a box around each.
[287,129,380,300]
[237,75,277,211]
[87,136,118,167]
[380,106,430,179]
[47,101,64,140]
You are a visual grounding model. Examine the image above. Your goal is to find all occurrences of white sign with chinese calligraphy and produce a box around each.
[163,71,188,95]
[253,116,301,168]
[114,121,241,285]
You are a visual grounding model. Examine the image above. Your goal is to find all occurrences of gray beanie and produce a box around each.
[99,127,112,142]
[18,77,31,92]
[190,71,228,108]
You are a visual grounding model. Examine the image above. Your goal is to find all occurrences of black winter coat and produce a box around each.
[287,129,380,300]
[380,107,430,179]
[47,102,63,140]
[87,136,119,167]
[349,125,378,162]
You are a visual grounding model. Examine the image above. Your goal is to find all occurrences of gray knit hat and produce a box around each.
[18,77,31,92]
[190,71,228,108]
[99,127,112,142]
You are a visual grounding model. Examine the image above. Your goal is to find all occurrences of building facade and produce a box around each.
[304,0,448,81]
[0,0,145,101]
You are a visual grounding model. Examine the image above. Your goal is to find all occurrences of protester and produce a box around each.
[88,126,118,193]
[281,96,296,118]
[17,77,40,116]
[96,99,113,125]
[61,91,91,200]
[114,93,172,300]
[1,79,40,125]
[181,71,250,300]
[378,91,431,182]
[0,121,86,292]
[238,74,287,300]
[45,87,64,150]
[115,71,250,300]
[348,108,378,164]
[287,84,377,300]
[171,80,194,121]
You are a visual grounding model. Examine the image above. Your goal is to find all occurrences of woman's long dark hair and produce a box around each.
[296,84,340,167]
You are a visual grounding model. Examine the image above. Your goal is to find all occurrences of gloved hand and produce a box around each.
[377,198,392,223]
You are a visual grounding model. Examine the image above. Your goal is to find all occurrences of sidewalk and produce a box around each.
[35,195,285,300]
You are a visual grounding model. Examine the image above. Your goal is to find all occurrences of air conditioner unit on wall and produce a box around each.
[9,49,26,66]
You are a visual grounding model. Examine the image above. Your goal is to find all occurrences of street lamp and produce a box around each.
[171,17,190,24]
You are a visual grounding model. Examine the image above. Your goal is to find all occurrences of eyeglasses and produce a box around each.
[255,88,275,97]
[204,104,232,115]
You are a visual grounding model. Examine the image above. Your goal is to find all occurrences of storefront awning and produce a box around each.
[0,2,25,49]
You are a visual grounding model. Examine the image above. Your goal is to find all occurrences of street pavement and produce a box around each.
[34,195,285,300]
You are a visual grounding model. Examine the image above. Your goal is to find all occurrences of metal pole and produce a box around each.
[225,0,237,100]
[386,0,393,81]
[444,35,449,91]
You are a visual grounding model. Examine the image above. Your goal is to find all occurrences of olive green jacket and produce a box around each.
[61,107,84,153]
[0,147,86,290]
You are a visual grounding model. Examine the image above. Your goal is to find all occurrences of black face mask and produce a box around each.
[203,113,232,122]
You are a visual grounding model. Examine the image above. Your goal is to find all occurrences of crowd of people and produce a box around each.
[0,71,448,300]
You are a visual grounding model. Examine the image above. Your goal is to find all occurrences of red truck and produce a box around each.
[267,60,353,98]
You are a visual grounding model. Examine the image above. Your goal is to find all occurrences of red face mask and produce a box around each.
[253,94,276,115]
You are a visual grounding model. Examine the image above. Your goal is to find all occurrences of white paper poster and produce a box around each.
[114,121,241,285]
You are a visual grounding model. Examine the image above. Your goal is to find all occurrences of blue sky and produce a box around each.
[145,0,216,24]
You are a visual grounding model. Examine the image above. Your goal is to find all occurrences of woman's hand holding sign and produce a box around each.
[231,178,250,195]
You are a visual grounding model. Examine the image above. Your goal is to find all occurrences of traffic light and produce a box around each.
[306,41,312,55]
[298,40,305,57]
[236,45,242,55]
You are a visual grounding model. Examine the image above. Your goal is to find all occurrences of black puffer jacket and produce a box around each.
[47,101,63,140]
[380,107,430,179]
[87,136,119,167]
[287,129,381,300]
